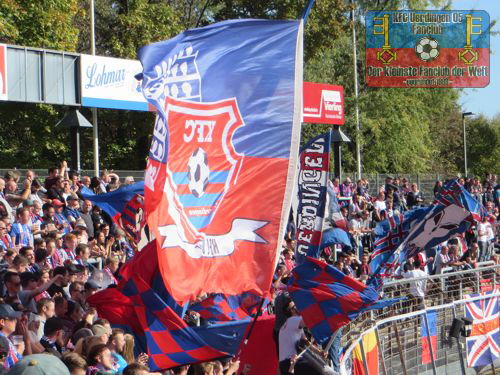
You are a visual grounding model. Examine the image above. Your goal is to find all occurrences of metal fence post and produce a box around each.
[393,322,409,375]
[374,327,388,375]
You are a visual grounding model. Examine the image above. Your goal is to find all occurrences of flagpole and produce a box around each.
[350,0,362,178]
[237,297,266,357]
[301,0,316,24]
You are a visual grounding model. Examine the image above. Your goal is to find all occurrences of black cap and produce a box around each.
[0,304,22,319]
[84,280,100,290]
[66,264,79,275]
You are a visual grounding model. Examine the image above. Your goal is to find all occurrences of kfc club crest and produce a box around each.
[156,97,267,258]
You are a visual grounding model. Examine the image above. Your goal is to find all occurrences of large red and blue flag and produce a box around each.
[295,132,332,263]
[370,179,481,281]
[81,182,145,241]
[140,19,303,302]
[288,257,399,344]
[90,237,251,370]
[464,290,499,367]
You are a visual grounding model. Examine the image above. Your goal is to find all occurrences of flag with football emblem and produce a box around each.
[140,19,303,302]
[370,179,481,282]
[81,182,145,241]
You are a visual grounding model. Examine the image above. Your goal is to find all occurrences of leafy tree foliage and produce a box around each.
[0,0,497,175]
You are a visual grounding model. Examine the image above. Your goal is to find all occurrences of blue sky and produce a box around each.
[453,0,499,118]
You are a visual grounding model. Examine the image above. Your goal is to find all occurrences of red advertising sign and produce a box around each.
[0,44,7,101]
[303,82,344,125]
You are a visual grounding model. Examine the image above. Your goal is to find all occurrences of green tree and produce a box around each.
[0,0,82,169]
[466,115,500,176]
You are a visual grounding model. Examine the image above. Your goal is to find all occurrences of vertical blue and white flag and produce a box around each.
[295,132,331,263]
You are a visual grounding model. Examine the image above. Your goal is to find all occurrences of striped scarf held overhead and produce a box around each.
[0,332,21,368]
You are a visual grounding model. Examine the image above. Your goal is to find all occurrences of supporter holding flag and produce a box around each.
[81,182,145,242]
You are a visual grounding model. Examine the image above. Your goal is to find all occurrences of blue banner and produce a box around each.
[295,132,331,264]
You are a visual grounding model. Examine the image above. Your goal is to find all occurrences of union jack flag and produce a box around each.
[464,290,500,367]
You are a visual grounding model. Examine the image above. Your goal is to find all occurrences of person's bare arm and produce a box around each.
[25,274,63,298]
[59,161,69,180]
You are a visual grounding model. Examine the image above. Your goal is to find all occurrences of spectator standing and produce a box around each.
[80,201,95,239]
[406,183,424,209]
[10,208,34,248]
[477,216,492,262]
[403,260,427,310]
[434,246,451,274]
[0,304,23,368]
[40,317,65,358]
[34,298,55,340]
[19,272,62,313]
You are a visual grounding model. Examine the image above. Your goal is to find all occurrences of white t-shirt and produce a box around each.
[478,222,489,242]
[486,223,495,241]
[374,200,386,212]
[278,316,304,361]
[403,269,427,298]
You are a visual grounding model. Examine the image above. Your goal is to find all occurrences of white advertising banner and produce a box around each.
[0,44,7,101]
[80,54,149,111]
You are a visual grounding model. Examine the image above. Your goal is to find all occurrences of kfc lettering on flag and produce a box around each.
[302,82,344,125]
[0,44,7,101]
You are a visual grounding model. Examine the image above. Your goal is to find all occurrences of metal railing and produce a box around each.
[338,264,500,375]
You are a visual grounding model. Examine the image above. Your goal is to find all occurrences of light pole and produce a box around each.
[462,111,474,178]
[90,0,99,177]
[350,0,362,178]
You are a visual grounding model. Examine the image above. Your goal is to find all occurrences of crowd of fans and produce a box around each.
[0,164,238,374]
[0,163,498,375]
[273,174,499,374]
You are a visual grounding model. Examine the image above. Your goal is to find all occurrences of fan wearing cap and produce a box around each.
[0,304,23,368]
[7,353,71,375]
